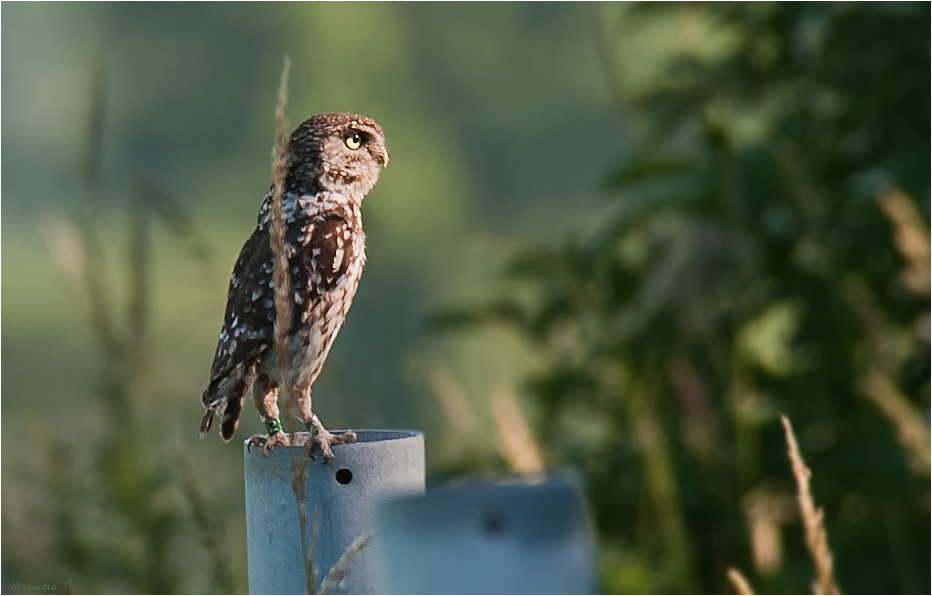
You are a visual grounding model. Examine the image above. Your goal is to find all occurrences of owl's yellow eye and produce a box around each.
[344,133,362,150]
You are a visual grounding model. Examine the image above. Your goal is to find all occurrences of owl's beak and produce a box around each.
[378,147,390,168]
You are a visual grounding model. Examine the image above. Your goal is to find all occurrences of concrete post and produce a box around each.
[376,474,595,594]
[244,430,425,595]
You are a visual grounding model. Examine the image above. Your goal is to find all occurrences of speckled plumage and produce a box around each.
[200,113,388,453]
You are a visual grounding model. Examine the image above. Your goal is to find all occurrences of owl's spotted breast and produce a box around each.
[268,202,368,390]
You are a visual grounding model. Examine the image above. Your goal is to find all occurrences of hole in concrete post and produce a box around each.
[481,511,505,537]
[335,468,353,485]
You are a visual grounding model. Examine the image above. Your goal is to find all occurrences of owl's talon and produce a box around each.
[248,431,290,456]
[307,416,356,463]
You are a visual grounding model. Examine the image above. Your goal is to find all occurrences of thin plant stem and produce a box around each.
[726,567,755,595]
[781,415,840,595]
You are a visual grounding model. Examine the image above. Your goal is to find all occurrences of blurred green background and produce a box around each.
[2,3,928,595]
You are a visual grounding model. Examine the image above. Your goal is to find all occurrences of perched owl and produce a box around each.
[200,112,389,461]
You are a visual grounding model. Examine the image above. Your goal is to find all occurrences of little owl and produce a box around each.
[199,112,389,461]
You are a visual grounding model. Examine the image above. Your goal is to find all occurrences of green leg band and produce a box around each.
[265,418,283,435]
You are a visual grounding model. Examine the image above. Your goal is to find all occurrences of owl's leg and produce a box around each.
[295,385,356,463]
[247,373,290,454]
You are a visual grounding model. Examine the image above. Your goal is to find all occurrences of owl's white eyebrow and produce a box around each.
[348,124,379,136]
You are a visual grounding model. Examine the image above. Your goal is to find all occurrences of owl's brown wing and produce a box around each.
[202,226,276,407]
[202,210,353,408]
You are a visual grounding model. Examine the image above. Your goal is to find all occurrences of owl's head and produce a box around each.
[287,112,389,199]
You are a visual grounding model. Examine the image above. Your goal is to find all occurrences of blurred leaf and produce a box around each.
[602,157,693,192]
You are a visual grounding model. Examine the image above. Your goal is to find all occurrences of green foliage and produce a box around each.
[2,63,235,594]
[443,3,929,593]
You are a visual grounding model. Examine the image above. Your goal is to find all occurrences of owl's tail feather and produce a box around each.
[199,408,215,436]
[220,367,255,441]
[221,394,245,441]
[200,359,258,441]
[200,384,222,436]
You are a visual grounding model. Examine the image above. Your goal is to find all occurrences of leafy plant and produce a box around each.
[437,3,929,593]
